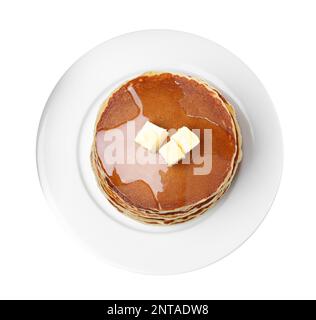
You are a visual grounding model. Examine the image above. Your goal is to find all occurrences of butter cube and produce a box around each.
[171,127,200,153]
[135,121,168,153]
[159,140,185,166]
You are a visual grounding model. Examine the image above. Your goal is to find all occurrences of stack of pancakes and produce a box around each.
[91,72,242,225]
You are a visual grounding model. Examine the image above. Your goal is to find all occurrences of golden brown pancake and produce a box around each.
[91,72,242,225]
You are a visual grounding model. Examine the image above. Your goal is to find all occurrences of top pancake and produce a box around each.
[94,72,238,211]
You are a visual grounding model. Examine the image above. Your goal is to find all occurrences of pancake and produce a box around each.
[91,72,242,225]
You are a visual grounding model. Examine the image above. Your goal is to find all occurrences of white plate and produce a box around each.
[37,30,283,274]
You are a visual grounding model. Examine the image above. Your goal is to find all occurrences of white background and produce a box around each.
[0,0,315,300]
